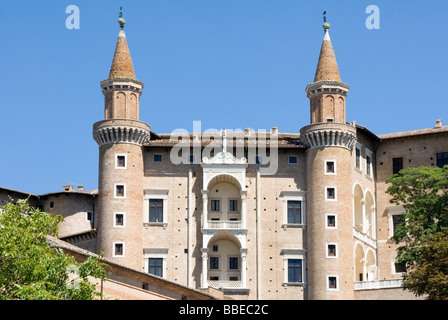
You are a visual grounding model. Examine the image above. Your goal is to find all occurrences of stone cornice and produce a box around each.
[100,78,144,95]
[300,123,357,150]
[305,80,350,98]
[93,119,151,147]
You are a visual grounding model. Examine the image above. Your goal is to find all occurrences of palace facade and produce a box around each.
[2,15,447,300]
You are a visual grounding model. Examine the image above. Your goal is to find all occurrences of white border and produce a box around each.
[112,241,125,258]
[280,191,307,226]
[115,153,127,170]
[324,160,337,175]
[113,212,126,228]
[144,248,168,278]
[326,243,338,258]
[325,213,338,229]
[281,249,306,285]
[144,189,169,225]
[327,275,339,291]
[325,186,337,201]
[114,183,126,198]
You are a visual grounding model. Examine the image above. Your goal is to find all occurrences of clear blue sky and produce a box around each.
[1,0,447,194]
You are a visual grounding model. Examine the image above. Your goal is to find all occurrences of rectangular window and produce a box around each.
[366,155,372,176]
[287,259,303,283]
[327,215,336,228]
[87,211,94,228]
[326,187,336,200]
[328,276,337,289]
[149,199,163,222]
[117,155,126,168]
[114,243,124,256]
[229,199,238,212]
[189,155,195,163]
[289,156,298,164]
[229,257,239,270]
[115,213,124,227]
[154,154,162,162]
[229,276,239,281]
[255,156,262,164]
[436,152,448,168]
[394,262,407,273]
[210,257,219,270]
[287,200,302,224]
[392,157,403,174]
[211,200,220,212]
[392,214,404,235]
[148,258,163,277]
[116,185,125,197]
[326,161,335,174]
[327,244,337,257]
[356,148,361,169]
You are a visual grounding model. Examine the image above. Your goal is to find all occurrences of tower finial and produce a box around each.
[118,5,125,29]
[323,11,330,31]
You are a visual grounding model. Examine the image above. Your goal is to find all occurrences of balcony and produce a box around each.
[206,220,243,229]
[208,280,244,289]
[354,279,403,290]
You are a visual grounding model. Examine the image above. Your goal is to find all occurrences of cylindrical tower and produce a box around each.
[93,13,150,270]
[301,124,356,299]
[300,20,357,299]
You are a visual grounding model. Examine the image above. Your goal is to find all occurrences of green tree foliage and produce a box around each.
[0,199,106,300]
[404,228,448,300]
[386,165,448,299]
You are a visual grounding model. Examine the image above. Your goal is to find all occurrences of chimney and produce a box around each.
[77,185,84,191]
[63,185,74,192]
[435,119,442,128]
[271,127,279,135]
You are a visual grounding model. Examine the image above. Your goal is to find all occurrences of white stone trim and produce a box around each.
[114,183,126,199]
[325,213,338,229]
[93,125,150,147]
[113,212,126,228]
[143,189,169,226]
[324,159,337,175]
[112,241,125,258]
[115,153,127,170]
[325,186,337,201]
[327,275,339,291]
[279,191,307,227]
[143,248,169,278]
[326,242,338,259]
[280,249,306,285]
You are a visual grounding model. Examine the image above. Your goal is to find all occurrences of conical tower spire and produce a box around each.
[305,16,349,124]
[108,8,136,79]
[313,21,341,82]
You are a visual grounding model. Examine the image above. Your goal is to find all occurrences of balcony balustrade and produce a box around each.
[208,280,244,289]
[354,279,403,290]
[206,220,243,229]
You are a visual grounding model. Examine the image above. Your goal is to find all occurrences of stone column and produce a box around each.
[241,248,248,288]
[240,191,247,228]
[201,248,209,288]
[202,190,208,229]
